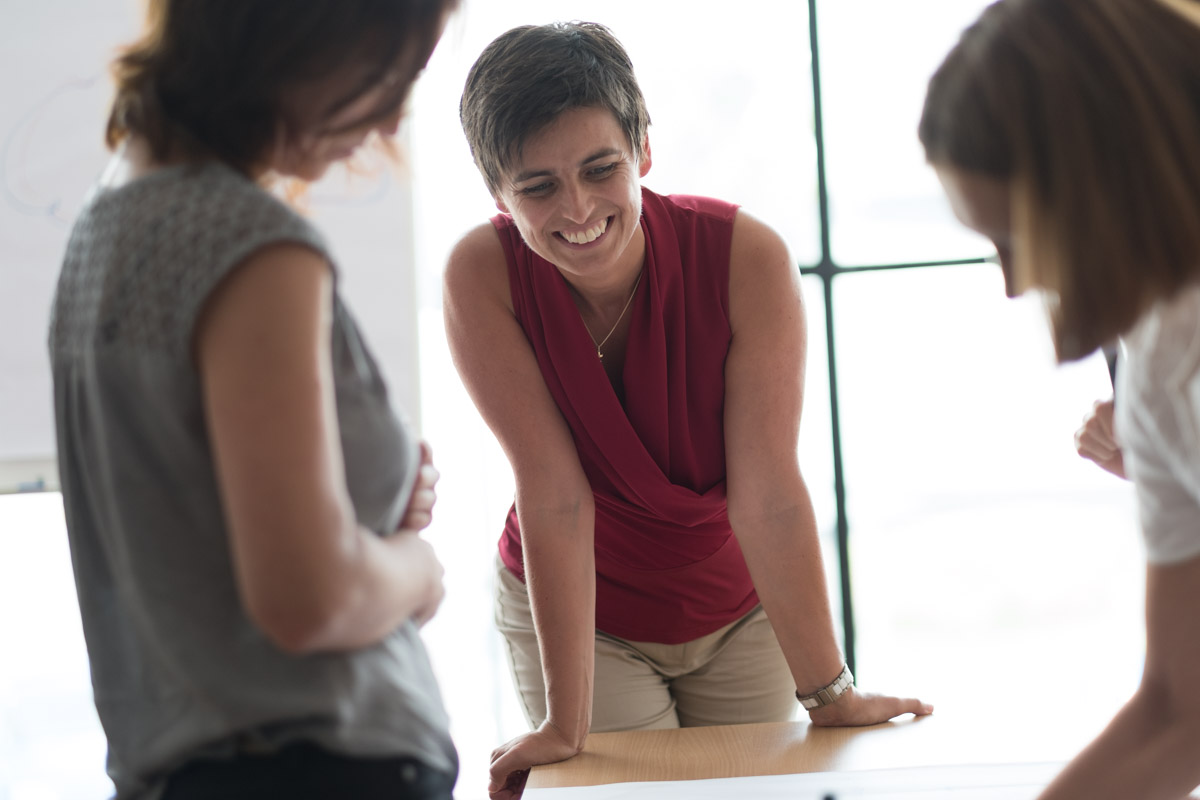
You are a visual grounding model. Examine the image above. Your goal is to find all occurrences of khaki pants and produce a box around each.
[494,556,797,732]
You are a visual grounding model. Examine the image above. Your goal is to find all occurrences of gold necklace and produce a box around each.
[584,270,643,361]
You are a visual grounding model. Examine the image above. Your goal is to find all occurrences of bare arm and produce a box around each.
[443,226,595,797]
[723,212,931,725]
[196,243,444,653]
[1037,555,1200,799]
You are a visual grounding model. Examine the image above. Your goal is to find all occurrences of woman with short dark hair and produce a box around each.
[448,21,931,799]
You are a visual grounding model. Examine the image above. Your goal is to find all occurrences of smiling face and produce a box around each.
[494,106,652,287]
[934,164,1018,297]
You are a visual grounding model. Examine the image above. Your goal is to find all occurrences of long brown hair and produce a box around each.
[107,0,457,175]
[920,0,1200,362]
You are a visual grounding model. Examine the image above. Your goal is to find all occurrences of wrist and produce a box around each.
[805,685,859,724]
[542,716,588,753]
[796,663,855,711]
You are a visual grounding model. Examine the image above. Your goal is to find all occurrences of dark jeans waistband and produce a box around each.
[161,740,456,800]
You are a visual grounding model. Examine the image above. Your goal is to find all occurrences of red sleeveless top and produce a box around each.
[492,187,758,643]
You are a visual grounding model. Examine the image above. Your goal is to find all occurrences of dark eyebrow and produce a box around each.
[581,147,623,165]
[512,167,553,184]
[512,147,625,184]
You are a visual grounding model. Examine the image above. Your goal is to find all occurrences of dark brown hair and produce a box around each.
[460,21,651,196]
[107,0,457,175]
[920,0,1200,362]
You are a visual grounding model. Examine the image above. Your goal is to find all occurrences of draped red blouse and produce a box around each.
[493,187,759,643]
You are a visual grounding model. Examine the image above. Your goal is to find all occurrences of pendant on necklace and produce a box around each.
[585,270,643,365]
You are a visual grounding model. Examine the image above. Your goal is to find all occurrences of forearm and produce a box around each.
[1041,553,1200,797]
[1039,687,1200,800]
[253,525,441,657]
[298,527,441,652]
[731,483,844,694]
[521,501,596,749]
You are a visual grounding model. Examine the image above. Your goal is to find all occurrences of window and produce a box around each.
[1,3,1145,798]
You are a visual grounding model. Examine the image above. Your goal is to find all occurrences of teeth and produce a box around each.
[563,218,607,244]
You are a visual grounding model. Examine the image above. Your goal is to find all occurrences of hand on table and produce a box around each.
[807,686,933,727]
[488,721,583,800]
[1074,399,1126,480]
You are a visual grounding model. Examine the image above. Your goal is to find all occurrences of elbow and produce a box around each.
[515,491,595,537]
[242,547,361,655]
[234,515,364,652]
[1130,680,1200,757]
[725,500,754,537]
[726,475,813,538]
[255,613,331,656]
[727,498,795,538]
[246,591,348,655]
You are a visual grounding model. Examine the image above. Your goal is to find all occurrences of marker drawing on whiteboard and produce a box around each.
[1,75,104,226]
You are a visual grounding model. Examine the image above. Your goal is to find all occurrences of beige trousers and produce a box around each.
[494,556,797,732]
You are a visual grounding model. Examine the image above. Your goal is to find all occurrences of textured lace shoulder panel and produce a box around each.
[50,162,330,360]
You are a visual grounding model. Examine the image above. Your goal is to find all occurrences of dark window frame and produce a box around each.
[804,0,990,672]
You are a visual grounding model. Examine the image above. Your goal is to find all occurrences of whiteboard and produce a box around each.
[0,0,423,487]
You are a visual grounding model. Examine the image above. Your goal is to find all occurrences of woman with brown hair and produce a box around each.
[49,1,458,797]
[922,0,1200,796]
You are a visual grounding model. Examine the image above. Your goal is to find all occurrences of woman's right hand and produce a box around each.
[391,441,444,626]
[389,532,445,627]
[1074,398,1127,479]
[488,721,583,800]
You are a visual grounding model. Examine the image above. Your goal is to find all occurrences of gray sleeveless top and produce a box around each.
[48,161,456,799]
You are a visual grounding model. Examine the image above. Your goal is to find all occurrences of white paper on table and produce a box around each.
[526,761,1065,799]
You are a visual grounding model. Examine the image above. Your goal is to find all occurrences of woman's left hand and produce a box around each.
[397,441,440,533]
[806,687,933,727]
[1074,398,1126,479]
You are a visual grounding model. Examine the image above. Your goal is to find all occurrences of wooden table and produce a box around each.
[527,704,1109,790]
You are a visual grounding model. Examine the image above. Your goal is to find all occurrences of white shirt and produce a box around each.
[1116,285,1200,564]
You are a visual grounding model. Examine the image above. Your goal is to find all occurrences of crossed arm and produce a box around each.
[196,243,445,654]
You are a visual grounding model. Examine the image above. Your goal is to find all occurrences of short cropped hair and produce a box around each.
[106,0,456,175]
[920,0,1200,362]
[460,21,651,196]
